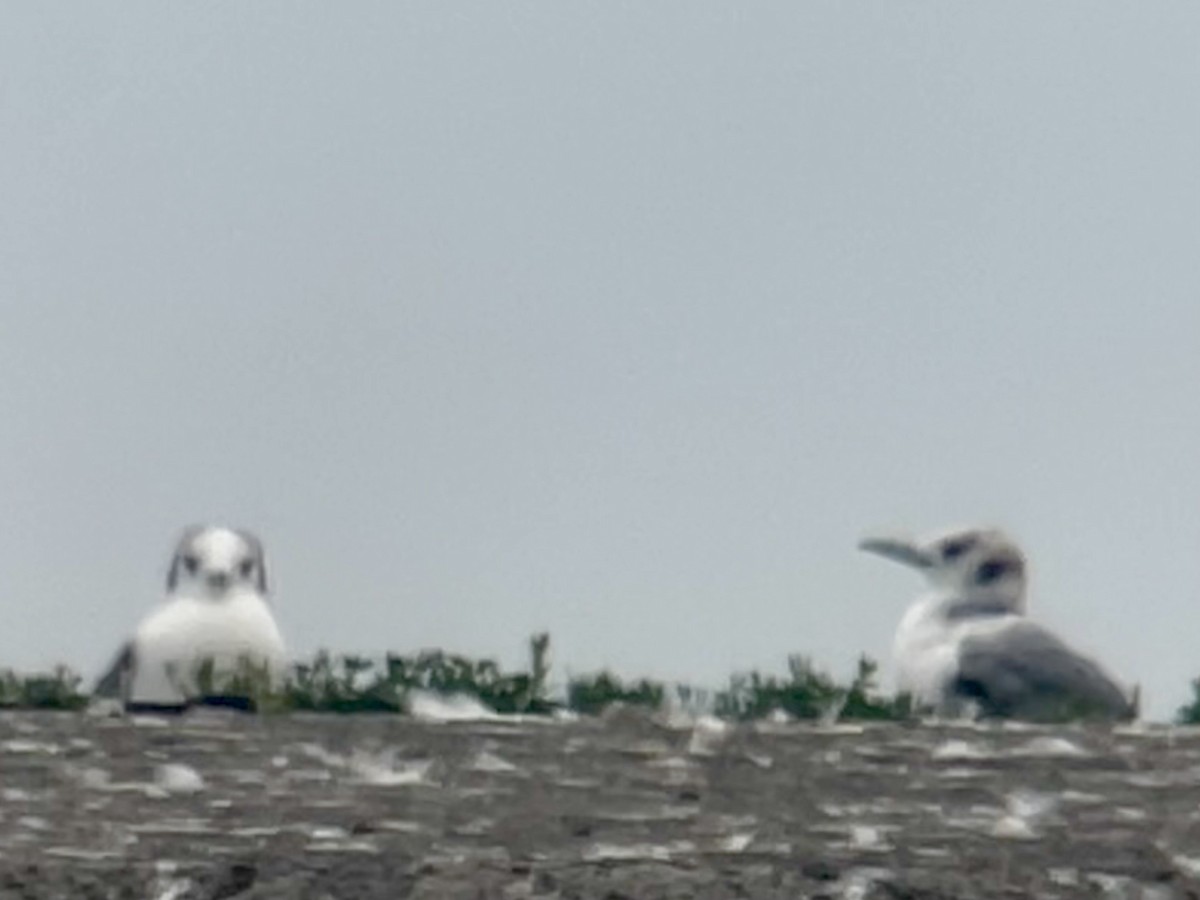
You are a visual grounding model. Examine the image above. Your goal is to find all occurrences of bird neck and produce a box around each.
[174,585,255,605]
[929,587,1025,622]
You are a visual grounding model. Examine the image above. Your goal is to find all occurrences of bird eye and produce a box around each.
[975,559,1009,584]
[238,559,255,579]
[942,539,972,561]
[182,555,200,575]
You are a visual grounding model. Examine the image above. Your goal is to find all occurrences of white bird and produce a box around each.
[859,526,1136,722]
[95,525,288,712]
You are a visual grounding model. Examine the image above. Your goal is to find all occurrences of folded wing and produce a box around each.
[92,640,136,702]
[954,620,1134,721]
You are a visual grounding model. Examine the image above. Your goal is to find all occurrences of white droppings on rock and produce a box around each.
[350,750,432,786]
[582,840,695,862]
[1168,853,1200,877]
[453,816,495,836]
[1009,736,1088,758]
[71,765,174,798]
[992,815,1039,840]
[1085,872,1135,897]
[848,825,891,851]
[470,750,518,773]
[938,766,988,780]
[1,740,60,755]
[930,739,992,762]
[377,820,423,834]
[296,743,345,768]
[1047,867,1080,886]
[150,876,193,900]
[658,708,695,731]
[307,826,349,840]
[837,867,894,900]
[407,691,500,722]
[744,752,773,769]
[687,716,730,756]
[647,755,693,770]
[1008,789,1058,820]
[720,833,754,853]
[992,789,1056,840]
[154,763,206,795]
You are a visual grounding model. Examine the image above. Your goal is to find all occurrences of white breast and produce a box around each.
[891,594,960,706]
[130,591,287,705]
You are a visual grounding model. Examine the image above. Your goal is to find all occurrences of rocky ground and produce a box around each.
[1,707,1198,899]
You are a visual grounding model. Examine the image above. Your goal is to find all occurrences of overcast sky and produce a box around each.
[2,3,1198,720]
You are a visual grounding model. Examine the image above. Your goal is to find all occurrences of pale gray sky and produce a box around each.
[2,3,1198,720]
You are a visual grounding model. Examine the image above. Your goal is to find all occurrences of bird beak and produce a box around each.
[857,535,934,571]
[206,571,231,591]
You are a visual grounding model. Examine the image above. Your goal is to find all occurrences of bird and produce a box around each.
[858,525,1137,722]
[94,525,288,713]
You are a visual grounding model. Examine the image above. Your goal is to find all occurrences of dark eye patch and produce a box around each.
[182,555,200,575]
[238,559,255,578]
[942,538,974,561]
[975,559,1009,584]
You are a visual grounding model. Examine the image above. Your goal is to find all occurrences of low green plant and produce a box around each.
[567,671,665,715]
[1177,679,1200,724]
[280,632,555,714]
[839,655,913,721]
[284,651,403,713]
[0,665,88,710]
[714,654,910,722]
[0,636,916,721]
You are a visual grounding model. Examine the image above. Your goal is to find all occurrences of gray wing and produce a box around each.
[954,620,1134,722]
[93,641,136,701]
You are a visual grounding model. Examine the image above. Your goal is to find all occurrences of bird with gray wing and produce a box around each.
[859,526,1137,722]
[94,525,288,713]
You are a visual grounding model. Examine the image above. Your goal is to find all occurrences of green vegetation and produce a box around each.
[715,654,910,722]
[283,632,555,714]
[0,634,910,721]
[1176,678,1200,725]
[0,665,88,711]
[567,671,666,715]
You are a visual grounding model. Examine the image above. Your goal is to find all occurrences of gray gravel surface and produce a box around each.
[1,708,1199,899]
